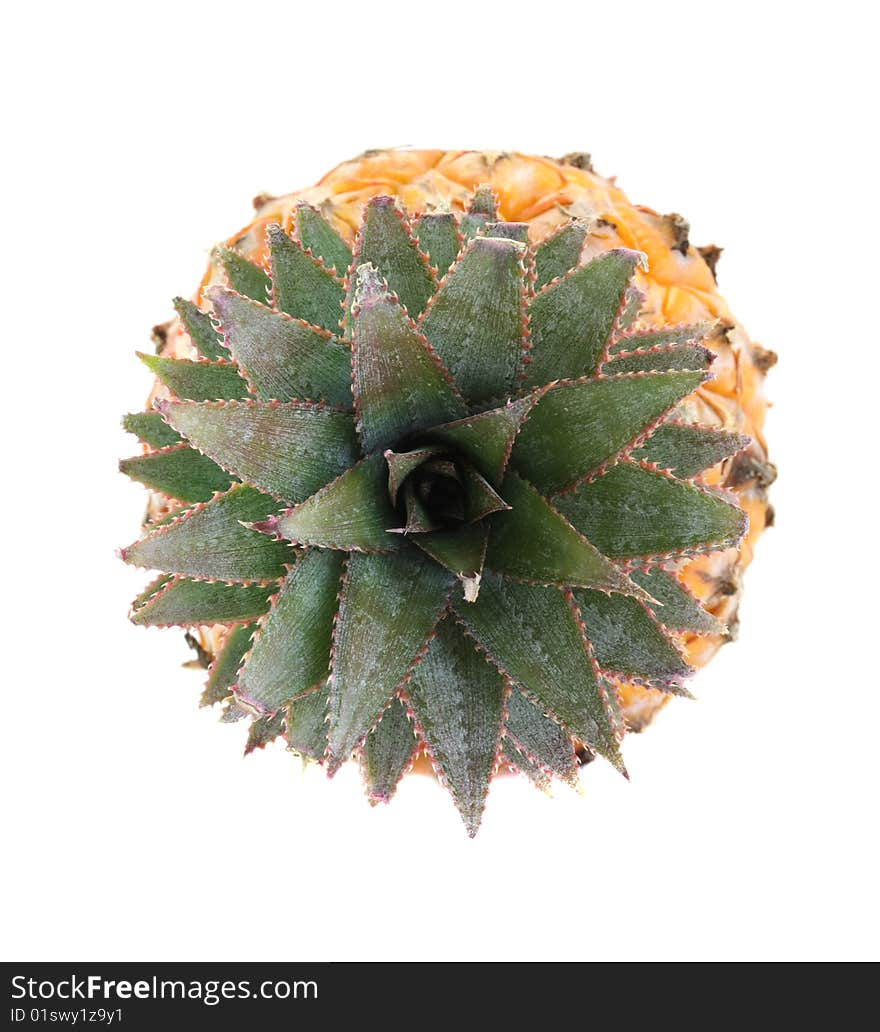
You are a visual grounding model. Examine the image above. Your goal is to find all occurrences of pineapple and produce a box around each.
[120,149,774,834]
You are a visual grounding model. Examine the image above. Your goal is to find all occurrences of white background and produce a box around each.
[3,0,877,962]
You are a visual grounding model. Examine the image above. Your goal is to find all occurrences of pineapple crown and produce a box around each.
[120,186,749,835]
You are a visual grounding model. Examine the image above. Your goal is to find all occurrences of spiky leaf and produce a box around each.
[423,394,542,487]
[505,687,578,785]
[202,623,257,706]
[407,616,505,835]
[327,550,453,772]
[413,523,488,601]
[131,576,273,627]
[286,686,329,761]
[452,574,623,769]
[526,250,644,386]
[119,444,234,503]
[266,224,345,333]
[173,297,225,361]
[244,711,287,755]
[138,353,249,401]
[609,323,711,355]
[121,484,289,581]
[236,550,344,712]
[414,212,460,279]
[158,399,359,504]
[629,567,724,633]
[362,697,418,803]
[217,246,271,303]
[534,220,588,289]
[572,589,692,684]
[632,424,750,479]
[351,266,465,453]
[486,471,646,597]
[484,221,529,243]
[355,197,435,319]
[269,454,397,552]
[553,461,748,559]
[512,371,706,495]
[502,738,550,790]
[602,344,713,375]
[122,411,183,450]
[420,236,526,405]
[385,445,445,504]
[208,289,351,406]
[294,202,353,276]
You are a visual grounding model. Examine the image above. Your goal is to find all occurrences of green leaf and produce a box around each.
[423,393,544,487]
[294,202,353,277]
[138,353,249,401]
[158,399,359,504]
[119,443,234,503]
[631,424,750,479]
[131,574,174,614]
[553,461,748,559]
[571,589,692,685]
[420,236,527,405]
[525,249,645,387]
[355,196,436,319]
[121,411,183,450]
[202,622,258,706]
[512,371,706,495]
[534,220,588,289]
[452,573,623,770]
[130,576,273,627]
[244,711,287,755]
[629,567,724,634]
[266,224,345,333]
[385,445,445,504]
[216,246,272,303]
[268,454,398,552]
[502,738,550,790]
[617,283,644,331]
[412,522,488,602]
[459,212,490,242]
[121,484,290,581]
[173,297,225,361]
[286,685,329,761]
[397,481,440,533]
[351,265,465,453]
[460,463,510,522]
[327,550,453,772]
[414,212,461,279]
[602,344,713,375]
[468,185,498,216]
[235,550,344,712]
[208,288,351,407]
[486,471,647,597]
[406,616,505,836]
[484,221,529,243]
[361,697,418,803]
[609,323,711,356]
[505,687,578,785]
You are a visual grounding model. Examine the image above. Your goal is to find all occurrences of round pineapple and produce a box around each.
[121,149,773,833]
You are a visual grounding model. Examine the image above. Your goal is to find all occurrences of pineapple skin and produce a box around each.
[149,149,773,732]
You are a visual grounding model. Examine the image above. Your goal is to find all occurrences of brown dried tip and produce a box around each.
[666,213,691,254]
[252,192,276,211]
[726,453,778,490]
[151,320,170,353]
[698,244,723,281]
[751,344,778,373]
[559,152,594,171]
[184,631,213,670]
